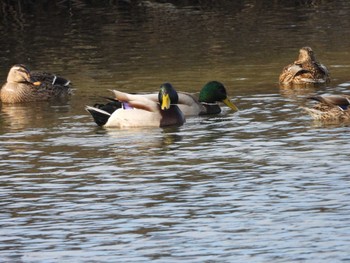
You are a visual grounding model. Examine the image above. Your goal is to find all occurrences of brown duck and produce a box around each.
[279,47,330,85]
[302,95,350,121]
[0,64,71,103]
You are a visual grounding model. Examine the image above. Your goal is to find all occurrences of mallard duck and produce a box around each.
[0,64,71,103]
[85,83,185,128]
[142,81,238,116]
[279,47,330,85]
[178,81,238,116]
[301,95,350,121]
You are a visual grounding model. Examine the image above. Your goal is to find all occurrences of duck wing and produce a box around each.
[110,90,159,112]
[141,92,199,105]
[308,95,350,110]
[31,71,71,86]
[279,64,308,83]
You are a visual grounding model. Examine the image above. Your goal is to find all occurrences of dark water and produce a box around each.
[1,1,350,262]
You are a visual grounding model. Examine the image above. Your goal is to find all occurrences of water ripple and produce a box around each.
[1,1,350,261]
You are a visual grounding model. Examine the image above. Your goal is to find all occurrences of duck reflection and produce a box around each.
[0,102,70,131]
[279,83,317,99]
[308,119,350,128]
[96,125,183,149]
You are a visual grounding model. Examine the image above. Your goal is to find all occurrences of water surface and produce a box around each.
[1,1,350,262]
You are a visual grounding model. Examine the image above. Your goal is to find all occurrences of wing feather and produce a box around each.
[109,90,158,112]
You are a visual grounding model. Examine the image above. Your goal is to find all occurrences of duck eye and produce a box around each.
[17,68,28,74]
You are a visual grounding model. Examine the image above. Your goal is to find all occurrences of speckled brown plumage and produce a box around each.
[0,64,72,103]
[301,95,350,121]
[279,47,330,85]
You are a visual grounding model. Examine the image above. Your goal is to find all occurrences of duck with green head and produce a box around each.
[144,80,238,116]
[195,80,238,115]
[85,83,185,128]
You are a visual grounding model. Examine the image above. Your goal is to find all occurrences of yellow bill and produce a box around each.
[161,94,171,110]
[223,98,239,111]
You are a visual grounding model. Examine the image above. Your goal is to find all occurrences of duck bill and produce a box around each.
[223,98,239,111]
[29,75,41,86]
[161,94,171,110]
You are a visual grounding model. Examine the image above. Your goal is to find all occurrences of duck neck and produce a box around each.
[1,83,33,103]
[199,102,221,115]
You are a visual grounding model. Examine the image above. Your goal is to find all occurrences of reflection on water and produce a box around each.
[1,1,350,262]
[1,101,72,130]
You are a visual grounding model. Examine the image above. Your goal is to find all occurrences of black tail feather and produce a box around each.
[93,98,122,114]
[85,106,111,126]
[86,97,123,126]
[53,76,71,86]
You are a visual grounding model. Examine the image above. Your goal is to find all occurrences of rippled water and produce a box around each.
[1,1,350,262]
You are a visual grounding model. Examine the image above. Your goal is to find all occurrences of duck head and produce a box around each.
[199,81,238,111]
[297,47,316,63]
[159,83,179,110]
[6,64,41,85]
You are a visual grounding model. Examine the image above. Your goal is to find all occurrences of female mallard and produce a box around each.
[279,47,330,85]
[143,81,238,116]
[85,83,185,128]
[302,95,350,121]
[0,64,71,103]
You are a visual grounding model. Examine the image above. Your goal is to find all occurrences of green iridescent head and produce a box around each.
[199,81,238,111]
[158,83,179,110]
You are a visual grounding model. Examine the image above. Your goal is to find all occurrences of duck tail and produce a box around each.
[52,75,71,86]
[85,106,111,126]
[94,98,122,114]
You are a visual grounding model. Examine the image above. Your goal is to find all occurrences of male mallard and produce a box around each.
[301,95,350,121]
[279,47,330,85]
[143,81,238,116]
[0,64,71,103]
[85,83,185,128]
[178,81,238,116]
